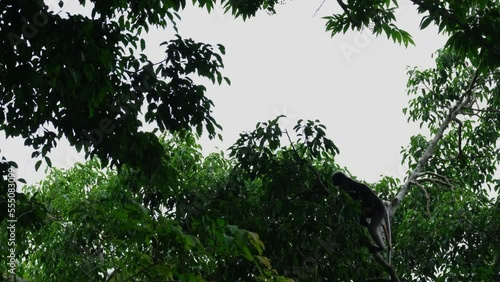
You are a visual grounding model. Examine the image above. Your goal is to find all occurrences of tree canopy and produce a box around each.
[1,0,499,281]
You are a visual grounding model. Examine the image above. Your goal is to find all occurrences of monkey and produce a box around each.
[331,171,392,264]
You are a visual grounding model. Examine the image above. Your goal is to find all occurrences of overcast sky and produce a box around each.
[1,0,448,187]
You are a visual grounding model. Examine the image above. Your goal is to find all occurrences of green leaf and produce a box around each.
[420,16,434,29]
[140,38,146,51]
[35,160,42,171]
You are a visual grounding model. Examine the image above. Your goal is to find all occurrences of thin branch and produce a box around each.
[415,171,451,182]
[16,207,36,220]
[454,118,463,159]
[465,107,500,113]
[417,171,453,190]
[313,0,327,17]
[371,250,401,282]
[295,188,330,198]
[411,181,431,217]
[277,161,303,168]
[421,82,433,94]
[417,177,452,189]
[359,234,400,282]
[336,0,360,26]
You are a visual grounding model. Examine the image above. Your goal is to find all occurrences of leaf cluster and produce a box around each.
[0,0,239,175]
[323,0,500,69]
[324,0,414,47]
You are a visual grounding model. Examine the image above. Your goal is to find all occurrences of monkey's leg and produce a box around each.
[368,214,386,252]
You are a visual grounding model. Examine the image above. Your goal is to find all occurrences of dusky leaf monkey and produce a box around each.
[332,171,392,264]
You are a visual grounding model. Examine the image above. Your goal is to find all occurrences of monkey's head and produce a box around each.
[331,171,348,186]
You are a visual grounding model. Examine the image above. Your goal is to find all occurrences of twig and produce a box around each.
[453,118,463,159]
[295,188,330,198]
[416,171,452,184]
[465,107,500,113]
[417,177,452,189]
[411,181,431,217]
[313,0,327,17]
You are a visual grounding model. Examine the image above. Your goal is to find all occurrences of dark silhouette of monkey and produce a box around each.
[332,171,392,264]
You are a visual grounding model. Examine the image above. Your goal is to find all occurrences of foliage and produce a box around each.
[1,0,499,281]
[324,0,414,47]
[397,49,500,280]
[3,119,405,281]
[0,0,234,172]
[4,110,500,281]
[3,156,285,281]
[0,0,284,174]
[0,1,270,278]
[404,49,499,193]
[325,0,500,70]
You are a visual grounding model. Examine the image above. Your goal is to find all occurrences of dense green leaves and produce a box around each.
[0,0,288,176]
[3,154,285,281]
[4,110,499,280]
[414,0,500,70]
[0,0,237,176]
[324,0,415,47]
[325,0,500,69]
[403,49,499,193]
[4,121,403,281]
[397,48,499,280]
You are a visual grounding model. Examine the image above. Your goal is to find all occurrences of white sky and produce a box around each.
[1,0,448,187]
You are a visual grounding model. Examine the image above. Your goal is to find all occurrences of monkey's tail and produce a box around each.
[384,208,392,265]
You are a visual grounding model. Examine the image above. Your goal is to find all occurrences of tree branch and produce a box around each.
[371,250,401,282]
[336,0,360,27]
[391,65,481,211]
[313,0,327,17]
[420,177,452,186]
[411,181,431,217]
[415,171,454,189]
